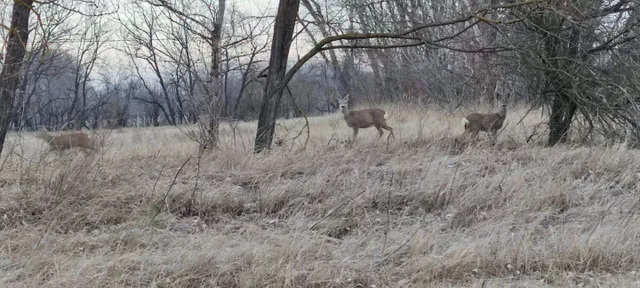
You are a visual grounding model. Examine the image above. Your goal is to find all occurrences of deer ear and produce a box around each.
[344,94,350,100]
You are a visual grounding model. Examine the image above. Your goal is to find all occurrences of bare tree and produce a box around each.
[253,0,532,152]
[300,0,351,97]
[0,0,34,155]
[254,0,301,153]
[141,0,229,149]
[505,0,639,145]
[118,2,179,126]
[67,15,109,129]
[12,3,76,130]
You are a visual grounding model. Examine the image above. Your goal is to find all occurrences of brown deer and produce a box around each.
[35,130,95,154]
[461,93,509,144]
[338,94,394,144]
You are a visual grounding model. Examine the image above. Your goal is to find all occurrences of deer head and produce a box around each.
[338,94,350,113]
[496,92,511,116]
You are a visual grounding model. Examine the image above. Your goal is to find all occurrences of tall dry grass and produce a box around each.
[1,104,640,287]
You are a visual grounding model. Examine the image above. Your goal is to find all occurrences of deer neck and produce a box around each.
[497,105,507,118]
[341,107,350,119]
[38,133,53,142]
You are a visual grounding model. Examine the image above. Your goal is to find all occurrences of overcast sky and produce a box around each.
[0,0,318,80]
[94,0,313,78]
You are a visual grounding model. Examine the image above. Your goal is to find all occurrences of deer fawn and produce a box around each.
[461,93,509,144]
[338,94,395,145]
[35,130,95,155]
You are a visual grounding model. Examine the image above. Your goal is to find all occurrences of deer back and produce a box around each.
[35,131,54,143]
[464,112,504,132]
[51,132,94,150]
[481,113,506,131]
[346,109,386,128]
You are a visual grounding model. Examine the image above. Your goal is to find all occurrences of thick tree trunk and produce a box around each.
[547,24,581,146]
[204,0,226,149]
[254,0,300,153]
[0,0,33,156]
[548,92,577,146]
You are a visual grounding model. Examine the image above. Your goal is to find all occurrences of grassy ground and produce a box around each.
[2,103,640,287]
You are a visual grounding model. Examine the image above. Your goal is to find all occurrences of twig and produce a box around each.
[375,217,424,268]
[0,141,19,176]
[526,121,549,144]
[148,157,191,226]
[587,198,618,242]
[437,165,459,208]
[326,134,337,146]
[310,188,369,230]
[191,148,204,217]
[285,85,310,150]
[381,171,393,256]
[144,159,167,203]
[623,189,640,228]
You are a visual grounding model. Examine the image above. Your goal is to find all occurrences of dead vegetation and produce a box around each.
[1,106,640,287]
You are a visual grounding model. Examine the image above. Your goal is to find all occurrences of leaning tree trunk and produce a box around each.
[254,0,301,153]
[0,0,33,156]
[300,0,350,97]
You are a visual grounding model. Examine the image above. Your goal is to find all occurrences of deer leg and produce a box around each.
[490,130,498,145]
[470,130,479,141]
[381,124,395,143]
[351,127,359,145]
[459,129,470,141]
[80,148,93,156]
[375,124,384,138]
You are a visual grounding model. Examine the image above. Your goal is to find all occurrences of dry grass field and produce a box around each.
[2,103,640,287]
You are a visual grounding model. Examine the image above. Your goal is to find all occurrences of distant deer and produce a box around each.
[35,130,95,155]
[461,93,509,144]
[338,94,395,145]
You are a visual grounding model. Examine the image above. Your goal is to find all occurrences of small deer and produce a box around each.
[338,94,395,145]
[35,130,95,154]
[461,93,509,144]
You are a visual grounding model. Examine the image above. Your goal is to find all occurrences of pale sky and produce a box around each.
[0,0,327,80]
[97,0,313,79]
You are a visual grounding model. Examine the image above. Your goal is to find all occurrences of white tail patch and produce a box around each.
[384,112,389,120]
[462,118,469,127]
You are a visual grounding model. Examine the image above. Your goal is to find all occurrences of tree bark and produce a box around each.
[547,23,582,146]
[548,92,577,146]
[0,0,33,156]
[205,0,226,149]
[254,0,300,153]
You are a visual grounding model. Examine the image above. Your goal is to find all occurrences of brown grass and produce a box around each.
[2,104,640,287]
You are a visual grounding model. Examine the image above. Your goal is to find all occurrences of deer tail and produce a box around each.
[462,117,469,129]
[384,112,389,120]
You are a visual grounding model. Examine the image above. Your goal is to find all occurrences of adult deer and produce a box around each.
[338,94,394,145]
[35,130,95,155]
[461,93,509,144]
